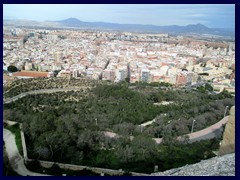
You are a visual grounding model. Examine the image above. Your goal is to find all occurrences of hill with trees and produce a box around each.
[3,79,234,173]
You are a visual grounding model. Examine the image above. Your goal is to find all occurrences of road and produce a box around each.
[104,116,229,144]
[4,88,229,144]
[3,128,50,176]
[187,115,229,143]
[154,116,229,144]
[3,87,88,104]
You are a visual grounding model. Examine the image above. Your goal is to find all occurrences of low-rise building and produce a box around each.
[12,70,53,79]
[57,70,72,79]
[176,72,187,87]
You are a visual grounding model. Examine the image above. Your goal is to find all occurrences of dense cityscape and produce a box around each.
[3,26,235,93]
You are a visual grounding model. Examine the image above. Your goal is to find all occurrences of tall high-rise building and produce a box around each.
[115,68,127,82]
[120,69,127,81]
[141,69,150,82]
[72,69,79,78]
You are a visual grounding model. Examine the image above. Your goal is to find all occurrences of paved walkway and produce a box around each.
[3,128,50,176]
[104,116,229,144]
[4,88,229,144]
[187,115,229,143]
[4,120,18,126]
[139,118,157,127]
[3,87,88,104]
[153,116,229,144]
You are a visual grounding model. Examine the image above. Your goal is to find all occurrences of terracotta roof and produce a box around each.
[12,71,49,77]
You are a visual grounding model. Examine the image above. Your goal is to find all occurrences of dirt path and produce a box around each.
[3,128,50,176]
[139,118,157,127]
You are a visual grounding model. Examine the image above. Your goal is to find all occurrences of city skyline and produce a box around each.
[3,4,235,29]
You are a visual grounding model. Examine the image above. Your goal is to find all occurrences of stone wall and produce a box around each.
[25,160,147,176]
[20,123,29,161]
[218,106,235,156]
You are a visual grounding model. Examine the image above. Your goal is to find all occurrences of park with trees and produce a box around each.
[3,78,234,173]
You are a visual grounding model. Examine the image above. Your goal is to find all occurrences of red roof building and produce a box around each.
[12,71,52,78]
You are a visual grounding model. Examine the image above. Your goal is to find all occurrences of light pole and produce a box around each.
[224,106,229,118]
[191,119,196,133]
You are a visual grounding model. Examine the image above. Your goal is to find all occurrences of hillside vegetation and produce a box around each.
[3,80,234,173]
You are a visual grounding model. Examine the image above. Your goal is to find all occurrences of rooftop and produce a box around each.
[12,71,49,78]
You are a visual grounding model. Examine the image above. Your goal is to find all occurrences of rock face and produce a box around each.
[151,153,235,176]
[219,106,235,156]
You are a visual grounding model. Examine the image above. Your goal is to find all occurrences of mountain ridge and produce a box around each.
[3,17,235,38]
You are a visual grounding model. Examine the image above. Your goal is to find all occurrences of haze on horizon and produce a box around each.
[3,4,235,29]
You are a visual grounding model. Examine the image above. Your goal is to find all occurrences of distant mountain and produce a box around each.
[3,17,235,38]
[56,18,234,37]
[58,17,83,26]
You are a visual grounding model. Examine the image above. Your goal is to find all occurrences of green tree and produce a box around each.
[205,83,213,91]
[50,163,62,176]
[7,65,18,72]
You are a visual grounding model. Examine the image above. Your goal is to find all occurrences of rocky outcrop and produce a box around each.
[218,106,235,156]
[151,153,235,176]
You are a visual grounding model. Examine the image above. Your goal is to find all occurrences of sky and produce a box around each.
[3,4,235,29]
